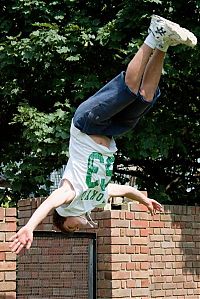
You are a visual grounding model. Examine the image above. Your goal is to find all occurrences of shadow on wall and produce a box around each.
[169,205,200,276]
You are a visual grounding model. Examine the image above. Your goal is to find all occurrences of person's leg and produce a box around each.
[140,48,165,101]
[73,45,155,136]
[125,43,154,96]
[112,44,162,127]
[74,15,197,136]
[125,43,165,102]
[113,16,197,126]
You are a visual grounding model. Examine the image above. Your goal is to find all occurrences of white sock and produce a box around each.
[156,42,169,52]
[144,32,157,49]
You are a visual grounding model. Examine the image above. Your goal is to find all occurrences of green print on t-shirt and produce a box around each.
[86,152,115,191]
[81,189,104,202]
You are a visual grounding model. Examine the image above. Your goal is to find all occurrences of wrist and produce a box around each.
[140,196,150,206]
[25,222,35,232]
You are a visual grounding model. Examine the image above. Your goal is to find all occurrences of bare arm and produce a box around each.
[108,183,163,215]
[9,184,75,254]
[24,186,75,231]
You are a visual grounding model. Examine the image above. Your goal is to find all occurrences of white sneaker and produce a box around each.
[149,15,197,50]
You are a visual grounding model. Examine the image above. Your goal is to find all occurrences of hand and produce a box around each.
[9,225,33,254]
[145,198,163,216]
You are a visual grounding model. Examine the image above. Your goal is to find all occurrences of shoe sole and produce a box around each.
[150,15,197,47]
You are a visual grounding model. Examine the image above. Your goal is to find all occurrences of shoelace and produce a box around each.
[85,212,98,228]
[78,213,98,228]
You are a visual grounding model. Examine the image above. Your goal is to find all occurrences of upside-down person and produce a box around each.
[9,15,197,254]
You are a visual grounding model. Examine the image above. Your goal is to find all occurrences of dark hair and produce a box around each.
[52,209,66,232]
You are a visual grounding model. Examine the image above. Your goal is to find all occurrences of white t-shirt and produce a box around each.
[56,120,117,217]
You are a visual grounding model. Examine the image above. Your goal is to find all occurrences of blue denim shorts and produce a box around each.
[73,71,160,136]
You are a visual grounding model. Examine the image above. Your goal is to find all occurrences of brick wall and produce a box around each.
[149,205,200,299]
[1,200,200,299]
[0,207,16,299]
[97,203,200,299]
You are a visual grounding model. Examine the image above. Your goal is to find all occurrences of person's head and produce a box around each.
[53,210,95,232]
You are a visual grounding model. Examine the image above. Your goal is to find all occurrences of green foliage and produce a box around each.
[0,0,199,206]
[1,102,72,202]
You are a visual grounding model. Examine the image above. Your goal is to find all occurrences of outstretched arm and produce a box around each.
[9,183,75,254]
[108,183,163,215]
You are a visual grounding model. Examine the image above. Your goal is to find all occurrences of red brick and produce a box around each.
[160,214,172,221]
[127,279,136,288]
[131,287,149,297]
[97,210,111,219]
[130,203,148,212]
[0,262,16,271]
[112,271,131,279]
[110,228,120,237]
[97,288,112,298]
[5,233,15,242]
[118,210,125,220]
[149,221,164,228]
[131,237,148,245]
[0,243,10,252]
[111,237,129,245]
[160,228,174,235]
[104,271,112,280]
[5,209,16,217]
[126,245,135,254]
[98,245,111,253]
[111,245,120,254]
[126,262,135,270]
[98,262,111,271]
[5,272,16,281]
[111,263,121,271]
[131,220,149,228]
[0,233,5,242]
[0,223,16,232]
[0,208,5,221]
[150,235,164,242]
[112,288,131,297]
[140,228,149,237]
[140,262,149,270]
[125,211,134,220]
[111,219,129,228]
[150,248,164,255]
[151,290,165,297]
[5,252,16,261]
[111,280,121,289]
[140,246,149,254]
[0,252,5,261]
[184,281,197,289]
[0,281,16,291]
[5,217,16,223]
[141,279,149,288]
[103,219,112,227]
[0,272,4,281]
[5,292,16,299]
[112,254,130,262]
[132,254,148,262]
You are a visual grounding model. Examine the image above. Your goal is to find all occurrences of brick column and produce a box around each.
[93,192,149,299]
[0,207,16,299]
[96,204,150,299]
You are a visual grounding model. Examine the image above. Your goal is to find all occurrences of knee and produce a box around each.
[125,72,139,95]
[139,87,154,102]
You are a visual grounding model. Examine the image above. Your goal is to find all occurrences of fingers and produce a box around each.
[15,243,25,254]
[9,239,25,254]
[9,233,18,242]
[26,239,32,250]
[9,234,32,254]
